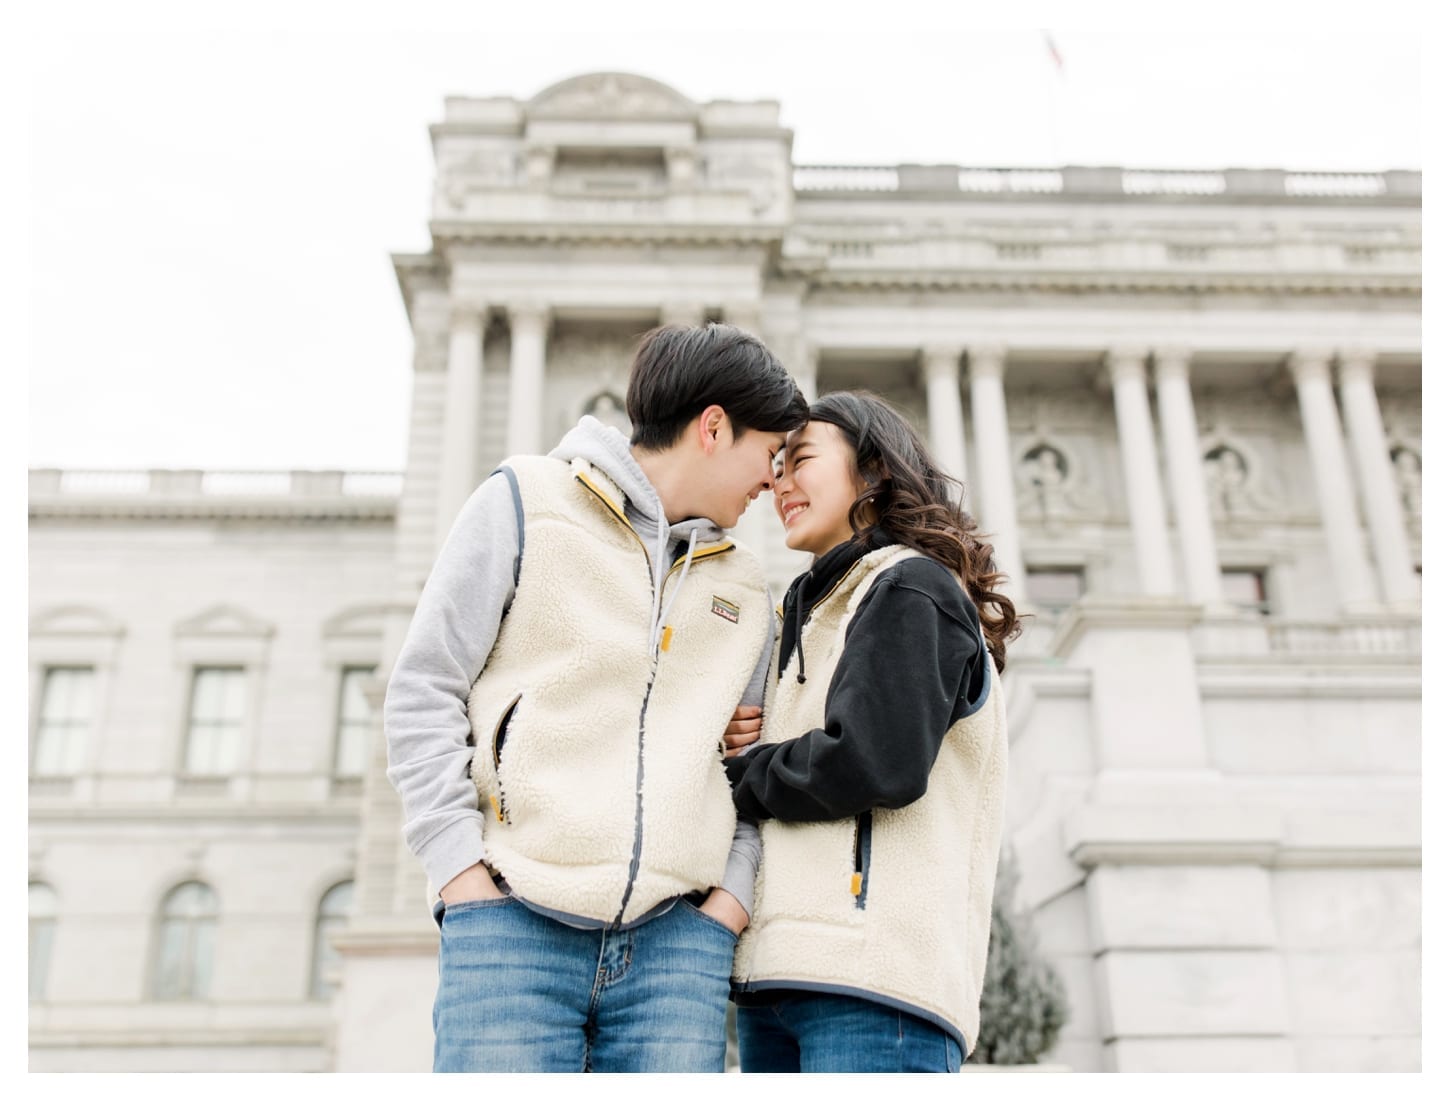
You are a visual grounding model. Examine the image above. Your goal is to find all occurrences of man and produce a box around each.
[384,323,807,1072]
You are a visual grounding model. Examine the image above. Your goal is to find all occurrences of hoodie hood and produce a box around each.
[549,415,725,547]
[550,416,726,655]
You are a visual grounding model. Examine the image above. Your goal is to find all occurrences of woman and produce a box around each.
[722,390,1019,1073]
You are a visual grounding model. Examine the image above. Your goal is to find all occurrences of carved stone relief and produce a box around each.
[1388,442,1421,529]
[582,391,633,437]
[1199,434,1279,528]
[706,151,782,214]
[546,325,638,441]
[1014,436,1099,530]
[530,73,695,119]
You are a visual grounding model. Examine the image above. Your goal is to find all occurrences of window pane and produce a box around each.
[44,668,93,721]
[29,884,58,1003]
[320,881,354,918]
[164,882,217,919]
[190,920,215,999]
[311,882,354,999]
[30,918,56,1002]
[340,668,373,722]
[34,667,94,777]
[334,668,374,778]
[1222,569,1269,613]
[1026,568,1085,609]
[186,669,244,775]
[155,920,190,999]
[155,884,217,1000]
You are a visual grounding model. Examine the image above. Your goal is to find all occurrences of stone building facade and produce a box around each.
[28,74,1421,1071]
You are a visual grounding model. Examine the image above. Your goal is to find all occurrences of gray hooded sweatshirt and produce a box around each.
[384,416,766,919]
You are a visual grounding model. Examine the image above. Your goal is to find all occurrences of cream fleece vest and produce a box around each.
[466,455,771,926]
[733,546,1008,1056]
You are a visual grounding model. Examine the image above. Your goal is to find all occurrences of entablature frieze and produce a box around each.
[778,266,1420,298]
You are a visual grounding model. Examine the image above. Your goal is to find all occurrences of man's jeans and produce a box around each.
[432,894,738,1072]
[737,991,963,1073]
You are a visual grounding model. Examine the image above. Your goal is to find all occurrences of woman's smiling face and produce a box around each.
[773,420,868,558]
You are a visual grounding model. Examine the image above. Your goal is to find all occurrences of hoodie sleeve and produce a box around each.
[383,471,520,896]
[724,560,984,824]
[716,589,776,916]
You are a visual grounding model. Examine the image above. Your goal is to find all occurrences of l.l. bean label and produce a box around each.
[711,596,741,624]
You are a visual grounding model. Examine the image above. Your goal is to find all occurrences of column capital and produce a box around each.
[1287,347,1334,384]
[1152,346,1194,381]
[967,343,1008,380]
[448,301,487,330]
[1105,346,1150,383]
[506,301,551,329]
[1336,346,1378,384]
[921,346,964,379]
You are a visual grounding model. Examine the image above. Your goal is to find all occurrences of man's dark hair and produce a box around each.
[626,324,809,450]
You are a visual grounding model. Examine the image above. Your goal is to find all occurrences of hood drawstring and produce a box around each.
[655,528,698,652]
[794,572,810,684]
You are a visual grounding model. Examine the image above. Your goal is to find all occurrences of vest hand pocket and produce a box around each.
[488,694,522,824]
[850,811,873,910]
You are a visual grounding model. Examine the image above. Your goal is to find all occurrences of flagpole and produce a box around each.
[1042,31,1064,166]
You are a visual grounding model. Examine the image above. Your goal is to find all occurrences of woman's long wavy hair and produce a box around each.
[807,390,1022,673]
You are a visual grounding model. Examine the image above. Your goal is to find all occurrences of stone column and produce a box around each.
[1288,349,1378,613]
[505,303,550,457]
[967,344,1026,599]
[1107,347,1176,596]
[1337,349,1418,609]
[922,346,969,485]
[796,341,819,404]
[435,303,486,549]
[1153,348,1224,608]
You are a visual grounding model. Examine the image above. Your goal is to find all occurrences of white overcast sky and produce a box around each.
[19,4,1427,473]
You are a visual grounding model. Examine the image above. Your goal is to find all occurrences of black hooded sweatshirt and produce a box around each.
[723,531,988,824]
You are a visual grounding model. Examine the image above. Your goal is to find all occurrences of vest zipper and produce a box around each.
[575,471,735,928]
[851,811,873,909]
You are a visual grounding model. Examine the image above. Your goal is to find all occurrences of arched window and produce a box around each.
[310,881,354,1000]
[29,882,58,1002]
[153,882,218,1000]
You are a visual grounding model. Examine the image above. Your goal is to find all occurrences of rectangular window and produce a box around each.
[333,666,375,779]
[183,667,246,776]
[1025,567,1086,613]
[33,666,94,777]
[1222,568,1271,616]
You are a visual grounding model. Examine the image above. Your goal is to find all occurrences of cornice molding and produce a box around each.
[779,266,1420,297]
[28,801,363,824]
[29,500,398,523]
[431,221,785,249]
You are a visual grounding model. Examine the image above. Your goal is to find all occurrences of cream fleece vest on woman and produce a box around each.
[733,545,1008,1057]
[465,454,771,927]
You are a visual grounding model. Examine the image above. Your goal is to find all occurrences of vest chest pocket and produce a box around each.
[489,694,522,824]
[850,811,873,909]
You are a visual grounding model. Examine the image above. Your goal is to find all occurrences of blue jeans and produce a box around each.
[432,894,738,1072]
[737,991,963,1073]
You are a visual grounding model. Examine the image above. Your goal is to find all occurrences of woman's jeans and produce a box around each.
[432,894,738,1073]
[737,991,963,1073]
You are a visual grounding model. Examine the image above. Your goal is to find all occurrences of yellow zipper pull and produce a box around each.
[850,872,863,897]
[660,625,673,652]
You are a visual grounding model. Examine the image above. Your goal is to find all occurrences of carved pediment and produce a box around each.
[174,604,275,639]
[322,604,389,640]
[529,72,697,121]
[30,605,125,638]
